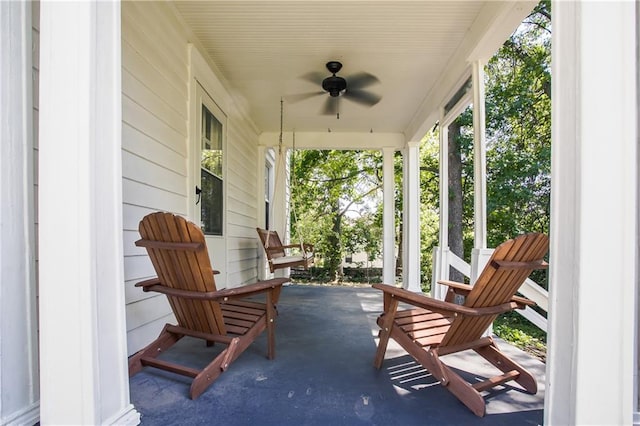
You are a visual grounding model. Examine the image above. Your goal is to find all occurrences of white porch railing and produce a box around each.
[432,248,548,332]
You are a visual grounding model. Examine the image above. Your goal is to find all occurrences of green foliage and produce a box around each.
[494,311,547,360]
[419,130,440,285]
[419,1,551,289]
[485,1,551,249]
[289,1,552,301]
[343,212,383,262]
[290,149,384,281]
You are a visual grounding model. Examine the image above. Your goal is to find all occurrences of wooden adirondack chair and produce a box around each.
[129,212,289,399]
[256,227,314,273]
[373,233,548,417]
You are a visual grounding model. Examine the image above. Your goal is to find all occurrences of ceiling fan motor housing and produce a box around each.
[322,75,347,97]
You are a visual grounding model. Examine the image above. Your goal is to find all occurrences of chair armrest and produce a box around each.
[511,294,536,307]
[135,277,161,289]
[279,244,306,249]
[437,280,473,295]
[265,243,313,255]
[136,278,289,301]
[264,247,285,254]
[212,278,289,300]
[372,283,522,317]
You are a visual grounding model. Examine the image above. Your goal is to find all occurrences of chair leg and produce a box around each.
[190,335,253,399]
[271,285,282,306]
[190,349,227,399]
[128,324,182,376]
[373,297,399,369]
[475,342,537,394]
[414,348,484,417]
[382,327,487,417]
[439,361,487,417]
[190,336,247,398]
[266,290,277,359]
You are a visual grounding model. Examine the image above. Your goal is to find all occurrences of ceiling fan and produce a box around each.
[286,61,381,118]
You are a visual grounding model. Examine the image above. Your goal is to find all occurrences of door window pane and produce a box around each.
[201,105,223,235]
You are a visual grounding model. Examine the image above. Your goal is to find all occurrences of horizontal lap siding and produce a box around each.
[122,1,189,354]
[227,239,261,286]
[226,121,260,286]
[121,2,261,352]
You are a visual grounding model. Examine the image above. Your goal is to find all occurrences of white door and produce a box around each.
[193,82,227,287]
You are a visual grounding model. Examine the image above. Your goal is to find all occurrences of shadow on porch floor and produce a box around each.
[129,284,544,425]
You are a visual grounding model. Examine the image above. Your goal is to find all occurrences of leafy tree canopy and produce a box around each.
[291,149,383,280]
[419,0,551,285]
[290,1,551,287]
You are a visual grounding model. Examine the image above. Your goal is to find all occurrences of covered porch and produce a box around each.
[129,284,545,425]
[0,1,637,425]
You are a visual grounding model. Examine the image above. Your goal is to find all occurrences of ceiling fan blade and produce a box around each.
[344,89,381,107]
[347,72,380,90]
[300,71,326,85]
[284,91,325,104]
[321,97,338,116]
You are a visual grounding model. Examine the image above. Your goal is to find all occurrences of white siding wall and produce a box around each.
[32,0,39,336]
[121,1,189,355]
[122,2,261,354]
[226,120,261,285]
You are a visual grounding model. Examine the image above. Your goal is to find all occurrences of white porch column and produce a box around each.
[256,145,268,279]
[402,141,421,292]
[470,59,493,285]
[271,146,290,278]
[546,1,637,425]
[382,147,396,284]
[272,147,289,239]
[0,2,40,424]
[39,2,139,424]
[432,109,450,299]
[471,60,487,251]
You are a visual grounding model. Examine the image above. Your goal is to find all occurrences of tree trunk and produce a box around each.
[448,120,465,283]
[327,203,343,282]
[395,211,403,276]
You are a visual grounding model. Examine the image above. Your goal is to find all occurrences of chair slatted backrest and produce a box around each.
[256,228,286,259]
[139,212,226,335]
[441,233,548,347]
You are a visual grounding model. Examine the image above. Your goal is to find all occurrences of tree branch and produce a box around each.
[338,184,382,217]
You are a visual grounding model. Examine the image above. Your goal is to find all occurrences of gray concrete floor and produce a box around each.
[129,284,545,425]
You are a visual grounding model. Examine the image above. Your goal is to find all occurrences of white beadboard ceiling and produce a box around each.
[173,1,534,136]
